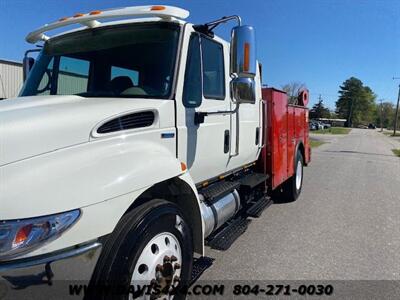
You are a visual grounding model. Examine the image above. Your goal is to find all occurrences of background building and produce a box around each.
[0,59,23,99]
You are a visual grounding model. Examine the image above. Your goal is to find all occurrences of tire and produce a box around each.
[273,150,304,203]
[86,199,194,300]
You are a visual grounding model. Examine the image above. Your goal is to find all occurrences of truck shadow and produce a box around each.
[2,271,50,290]
[269,189,297,204]
[271,196,296,204]
[324,150,395,158]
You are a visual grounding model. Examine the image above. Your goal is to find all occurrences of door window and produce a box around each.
[183,33,226,107]
[183,34,202,108]
[201,37,225,100]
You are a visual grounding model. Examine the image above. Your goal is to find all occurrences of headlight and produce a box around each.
[0,210,80,260]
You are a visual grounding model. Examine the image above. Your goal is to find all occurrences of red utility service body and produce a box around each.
[259,88,311,190]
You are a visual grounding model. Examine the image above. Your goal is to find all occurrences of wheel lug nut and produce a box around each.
[163,255,170,263]
[174,263,181,270]
[171,255,178,262]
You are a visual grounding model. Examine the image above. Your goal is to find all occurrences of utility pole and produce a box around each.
[380,99,383,132]
[393,77,400,136]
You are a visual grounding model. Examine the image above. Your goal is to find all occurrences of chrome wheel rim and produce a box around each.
[130,232,182,299]
[295,160,303,191]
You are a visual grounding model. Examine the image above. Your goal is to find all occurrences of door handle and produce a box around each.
[224,130,230,153]
[255,127,260,145]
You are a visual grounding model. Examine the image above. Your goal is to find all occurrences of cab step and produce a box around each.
[246,196,272,218]
[239,172,268,190]
[201,180,241,205]
[206,217,251,251]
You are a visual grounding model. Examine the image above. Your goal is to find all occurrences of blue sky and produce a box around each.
[0,0,399,109]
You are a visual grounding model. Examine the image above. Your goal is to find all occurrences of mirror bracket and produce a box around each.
[194,104,240,125]
[193,15,241,37]
[23,48,41,81]
[194,112,208,125]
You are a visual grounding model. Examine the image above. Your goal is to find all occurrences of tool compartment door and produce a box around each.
[287,105,296,177]
[266,89,289,189]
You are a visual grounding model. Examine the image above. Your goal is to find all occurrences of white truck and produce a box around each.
[0,5,309,299]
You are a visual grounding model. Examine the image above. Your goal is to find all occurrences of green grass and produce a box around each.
[383,132,400,137]
[392,149,400,157]
[312,127,351,135]
[310,140,326,148]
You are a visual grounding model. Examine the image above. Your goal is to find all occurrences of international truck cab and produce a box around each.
[0,5,310,299]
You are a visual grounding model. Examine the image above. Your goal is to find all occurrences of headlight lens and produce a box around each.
[0,210,80,260]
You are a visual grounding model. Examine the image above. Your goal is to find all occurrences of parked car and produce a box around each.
[321,122,331,129]
[368,123,376,129]
[316,121,324,130]
[309,122,318,130]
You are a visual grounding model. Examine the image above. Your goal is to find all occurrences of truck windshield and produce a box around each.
[20,23,180,99]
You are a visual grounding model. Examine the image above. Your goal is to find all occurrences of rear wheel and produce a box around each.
[86,199,193,300]
[274,150,304,203]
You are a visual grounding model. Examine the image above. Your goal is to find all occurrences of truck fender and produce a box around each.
[294,141,305,166]
[126,172,204,255]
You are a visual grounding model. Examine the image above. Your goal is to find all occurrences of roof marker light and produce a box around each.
[59,17,69,22]
[89,10,102,15]
[73,13,85,18]
[151,5,166,11]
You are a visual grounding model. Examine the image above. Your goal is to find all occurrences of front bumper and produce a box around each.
[0,241,101,272]
[0,242,102,300]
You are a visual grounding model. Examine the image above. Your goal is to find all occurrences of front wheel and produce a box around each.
[87,199,194,300]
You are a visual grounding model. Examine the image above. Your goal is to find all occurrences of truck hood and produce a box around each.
[0,95,169,166]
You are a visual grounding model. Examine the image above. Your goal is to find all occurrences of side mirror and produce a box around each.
[23,57,35,81]
[231,77,256,104]
[230,25,256,78]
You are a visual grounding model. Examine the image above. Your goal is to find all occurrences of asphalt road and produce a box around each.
[1,128,400,299]
[201,129,400,281]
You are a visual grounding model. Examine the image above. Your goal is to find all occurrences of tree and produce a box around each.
[335,77,376,127]
[282,82,307,104]
[309,96,330,119]
[329,111,338,119]
[374,101,395,129]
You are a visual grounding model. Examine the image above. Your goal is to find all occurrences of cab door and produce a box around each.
[176,29,231,183]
